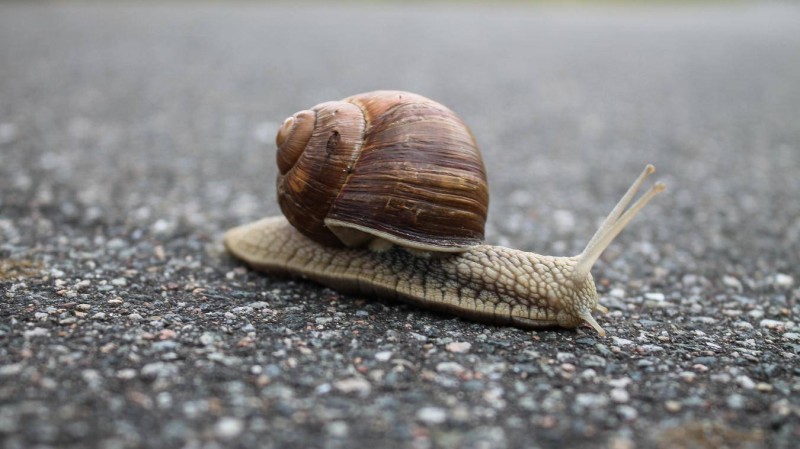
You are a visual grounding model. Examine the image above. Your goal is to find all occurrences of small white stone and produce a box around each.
[325,421,349,438]
[0,363,23,376]
[151,219,174,235]
[374,351,393,362]
[732,321,753,330]
[91,312,106,320]
[556,352,576,363]
[116,369,137,380]
[644,292,665,301]
[334,377,371,395]
[608,377,631,388]
[416,406,447,424]
[691,316,717,324]
[111,277,127,286]
[445,342,471,353]
[609,288,625,299]
[760,319,785,329]
[214,417,244,439]
[611,337,634,347]
[782,332,800,341]
[722,275,743,291]
[610,388,629,403]
[774,273,794,288]
[23,327,50,338]
[736,375,756,390]
[575,393,608,409]
[436,362,466,375]
[617,405,638,421]
[639,344,664,353]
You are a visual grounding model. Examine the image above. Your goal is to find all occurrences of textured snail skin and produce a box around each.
[224,216,603,332]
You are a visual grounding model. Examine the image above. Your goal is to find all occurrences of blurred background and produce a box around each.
[2,1,798,266]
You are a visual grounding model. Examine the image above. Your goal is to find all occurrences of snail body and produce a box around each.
[225,91,664,336]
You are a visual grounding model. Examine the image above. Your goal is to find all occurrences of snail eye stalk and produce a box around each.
[572,165,665,283]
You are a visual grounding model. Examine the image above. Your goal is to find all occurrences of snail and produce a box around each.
[224,90,664,336]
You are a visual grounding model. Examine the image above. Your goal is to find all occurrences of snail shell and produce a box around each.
[275,90,489,252]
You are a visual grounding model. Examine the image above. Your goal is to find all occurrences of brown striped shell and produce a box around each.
[275,90,489,252]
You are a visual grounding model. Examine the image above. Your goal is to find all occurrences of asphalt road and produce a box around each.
[1,2,799,449]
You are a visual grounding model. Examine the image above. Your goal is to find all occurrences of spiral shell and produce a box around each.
[275,90,489,252]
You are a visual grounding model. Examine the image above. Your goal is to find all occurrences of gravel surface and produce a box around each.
[1,2,799,449]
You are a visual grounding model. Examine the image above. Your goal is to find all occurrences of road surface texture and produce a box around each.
[1,2,799,449]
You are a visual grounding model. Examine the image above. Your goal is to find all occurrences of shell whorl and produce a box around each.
[276,110,315,175]
[276,90,489,251]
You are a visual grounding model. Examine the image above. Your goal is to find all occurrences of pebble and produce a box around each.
[214,417,244,439]
[333,377,371,395]
[693,356,717,366]
[736,375,756,390]
[722,275,743,291]
[574,393,608,409]
[644,292,665,301]
[116,369,137,380]
[612,336,634,347]
[445,341,471,353]
[608,378,631,388]
[726,394,746,409]
[616,405,638,421]
[436,362,466,375]
[609,288,625,299]
[374,351,393,362]
[325,421,349,438]
[111,277,127,286]
[23,327,50,338]
[638,344,664,354]
[91,312,106,320]
[664,401,681,412]
[610,388,629,403]
[582,354,607,368]
[774,273,794,288]
[760,319,792,330]
[416,406,447,424]
[140,362,179,379]
[557,352,576,363]
[756,382,773,392]
[0,363,23,376]
[782,332,799,341]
